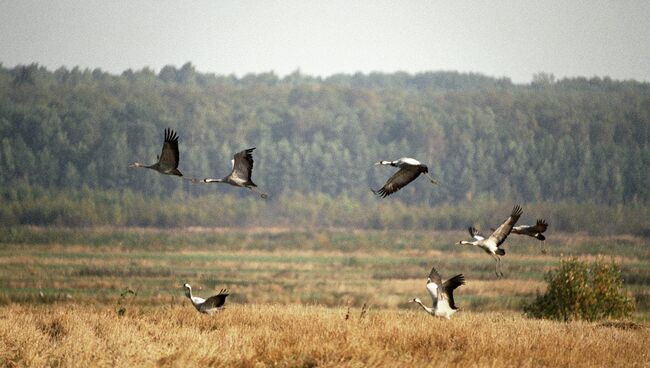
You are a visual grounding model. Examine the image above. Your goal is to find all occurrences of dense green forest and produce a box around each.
[0,63,648,232]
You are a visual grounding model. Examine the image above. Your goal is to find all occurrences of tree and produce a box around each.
[524,258,634,321]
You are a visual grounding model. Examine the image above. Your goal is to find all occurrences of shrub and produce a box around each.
[524,258,634,321]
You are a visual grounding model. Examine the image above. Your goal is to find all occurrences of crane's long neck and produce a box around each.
[130,162,157,169]
[185,288,193,300]
[414,299,435,315]
[376,160,397,167]
[204,178,224,183]
[459,240,477,246]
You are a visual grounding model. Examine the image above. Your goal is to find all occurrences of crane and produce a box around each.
[410,265,465,319]
[196,147,267,198]
[129,128,183,176]
[371,158,437,198]
[183,284,229,314]
[457,205,523,277]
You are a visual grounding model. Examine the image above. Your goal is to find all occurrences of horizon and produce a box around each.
[4,61,646,86]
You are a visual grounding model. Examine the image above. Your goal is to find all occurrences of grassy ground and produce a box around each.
[0,227,647,317]
[1,304,648,367]
[0,226,648,366]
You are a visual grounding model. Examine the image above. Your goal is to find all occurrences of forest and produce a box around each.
[0,63,648,232]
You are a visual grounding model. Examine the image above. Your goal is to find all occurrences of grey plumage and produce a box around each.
[410,265,465,319]
[183,283,229,314]
[512,219,549,241]
[427,266,465,310]
[457,205,523,277]
[202,291,230,309]
[371,158,437,198]
[199,147,267,198]
[129,128,183,176]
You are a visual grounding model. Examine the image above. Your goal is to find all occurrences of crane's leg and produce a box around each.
[497,256,504,277]
[248,187,268,199]
[491,254,501,278]
[424,173,438,185]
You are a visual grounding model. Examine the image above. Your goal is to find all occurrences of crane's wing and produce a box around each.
[371,166,421,198]
[425,266,444,308]
[425,281,439,309]
[512,219,548,237]
[230,148,255,183]
[441,274,465,309]
[158,128,180,170]
[488,205,523,247]
[469,227,485,241]
[532,219,548,233]
[427,265,442,286]
[203,289,229,309]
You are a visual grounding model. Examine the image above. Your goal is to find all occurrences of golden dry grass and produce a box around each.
[1,228,649,366]
[1,303,648,367]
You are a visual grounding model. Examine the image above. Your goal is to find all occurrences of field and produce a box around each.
[1,227,649,366]
[2,304,649,367]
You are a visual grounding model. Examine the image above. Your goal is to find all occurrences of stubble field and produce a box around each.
[0,226,648,366]
[2,304,649,367]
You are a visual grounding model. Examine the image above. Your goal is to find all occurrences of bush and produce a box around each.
[524,258,634,321]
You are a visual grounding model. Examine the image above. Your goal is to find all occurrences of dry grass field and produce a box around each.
[0,227,649,366]
[1,304,648,367]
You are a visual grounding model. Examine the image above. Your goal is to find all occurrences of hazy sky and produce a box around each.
[1,1,649,83]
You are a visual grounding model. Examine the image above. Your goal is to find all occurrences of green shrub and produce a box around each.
[524,258,634,321]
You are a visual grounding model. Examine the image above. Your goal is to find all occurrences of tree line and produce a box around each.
[0,63,648,231]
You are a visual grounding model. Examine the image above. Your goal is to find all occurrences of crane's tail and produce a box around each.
[534,233,546,241]
[495,249,506,256]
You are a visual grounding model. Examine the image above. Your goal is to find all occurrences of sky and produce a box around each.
[1,0,649,84]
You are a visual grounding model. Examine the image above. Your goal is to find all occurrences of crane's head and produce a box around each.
[182,283,192,298]
[374,160,394,166]
[456,240,473,247]
[128,161,143,168]
[409,298,421,304]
